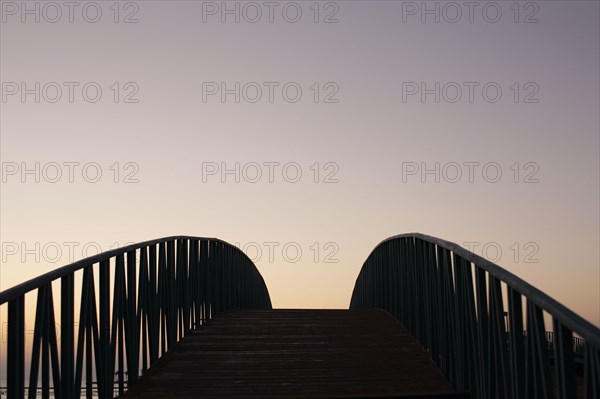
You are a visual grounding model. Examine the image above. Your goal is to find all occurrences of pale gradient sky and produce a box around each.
[0,0,599,334]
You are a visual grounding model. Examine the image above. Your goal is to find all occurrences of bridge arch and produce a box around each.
[350,233,600,399]
[0,236,271,399]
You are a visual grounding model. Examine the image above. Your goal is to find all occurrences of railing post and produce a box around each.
[61,274,75,399]
[7,295,25,399]
[508,287,525,399]
[148,244,159,365]
[553,319,577,399]
[138,247,149,373]
[189,239,200,328]
[113,254,127,396]
[167,240,176,348]
[99,259,111,398]
[126,250,139,384]
[158,241,168,356]
[525,300,552,399]
[488,276,509,398]
[583,344,600,399]
[200,239,208,324]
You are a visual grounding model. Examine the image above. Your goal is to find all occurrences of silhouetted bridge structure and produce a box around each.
[1,234,599,398]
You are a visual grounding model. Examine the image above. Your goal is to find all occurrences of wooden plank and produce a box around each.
[124,309,467,398]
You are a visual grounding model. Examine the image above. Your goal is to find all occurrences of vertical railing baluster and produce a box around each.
[98,259,111,399]
[148,245,158,364]
[209,240,216,318]
[489,276,509,398]
[191,240,197,324]
[89,267,102,399]
[525,300,552,399]
[85,313,92,399]
[74,269,91,398]
[584,344,600,399]
[158,242,167,356]
[475,267,489,397]
[62,274,75,399]
[452,253,466,391]
[126,250,138,384]
[111,254,127,397]
[553,318,577,399]
[190,240,200,327]
[183,239,188,328]
[436,245,448,377]
[460,258,478,393]
[428,242,440,366]
[200,239,208,324]
[508,287,525,399]
[214,241,221,316]
[138,247,149,373]
[29,287,45,399]
[42,289,50,399]
[175,239,183,340]
[8,295,25,399]
[166,240,176,348]
[45,285,61,399]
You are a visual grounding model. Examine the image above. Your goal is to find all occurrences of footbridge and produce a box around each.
[0,234,598,398]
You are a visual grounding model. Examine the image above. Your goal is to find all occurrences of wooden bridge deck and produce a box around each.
[124,309,467,398]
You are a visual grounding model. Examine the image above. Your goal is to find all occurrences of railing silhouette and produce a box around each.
[350,233,600,399]
[0,236,272,399]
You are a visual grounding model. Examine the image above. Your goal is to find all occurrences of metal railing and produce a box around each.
[350,233,600,399]
[0,236,272,399]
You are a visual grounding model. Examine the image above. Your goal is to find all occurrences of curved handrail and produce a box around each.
[357,233,600,348]
[1,235,272,399]
[350,233,600,399]
[0,235,268,305]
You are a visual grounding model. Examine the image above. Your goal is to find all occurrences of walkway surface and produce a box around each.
[124,309,468,398]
